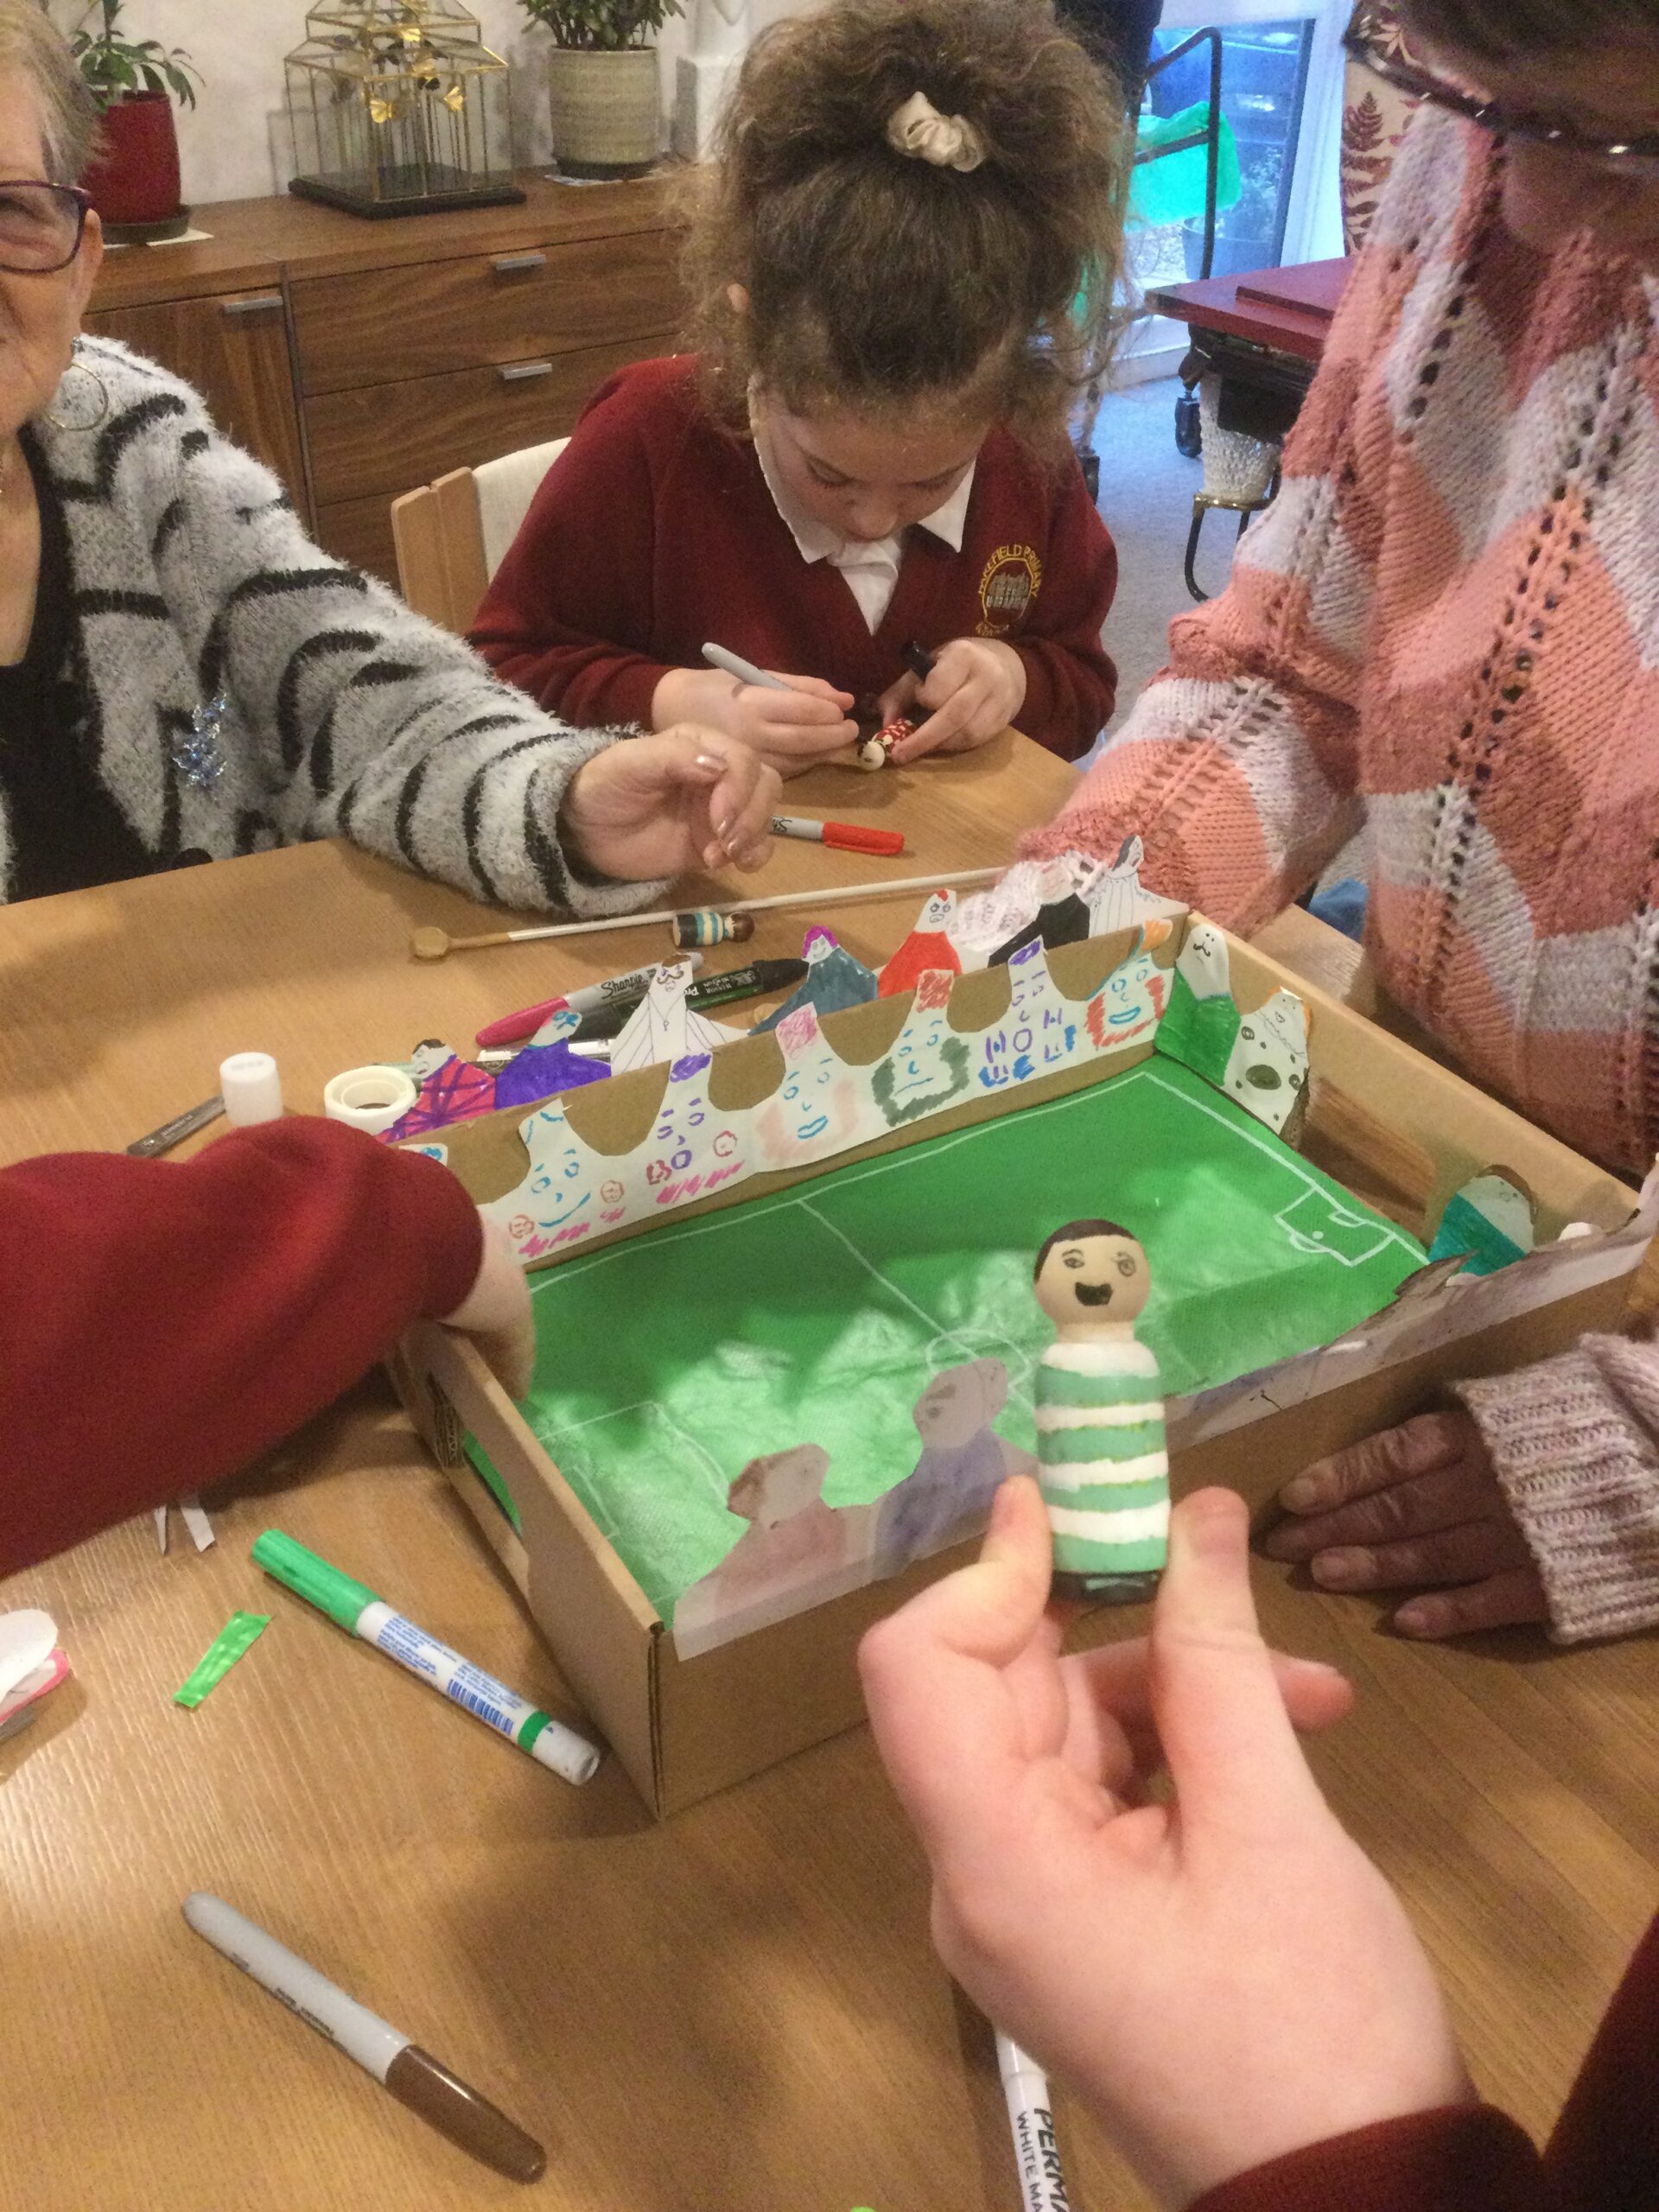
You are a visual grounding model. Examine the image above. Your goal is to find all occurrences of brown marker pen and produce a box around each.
[182,1892,545,2183]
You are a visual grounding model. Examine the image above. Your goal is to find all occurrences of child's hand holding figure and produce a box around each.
[652,666,858,773]
[882,638,1027,761]
[859,1477,1471,2207]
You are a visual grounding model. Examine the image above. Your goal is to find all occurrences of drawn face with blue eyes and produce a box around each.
[872,982,970,1128]
[1084,948,1166,1051]
[507,1109,599,1243]
[753,1022,861,1166]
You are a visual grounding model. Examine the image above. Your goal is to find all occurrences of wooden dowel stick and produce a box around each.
[410,867,1003,961]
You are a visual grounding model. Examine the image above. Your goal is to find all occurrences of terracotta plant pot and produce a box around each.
[83,91,182,228]
[547,48,661,179]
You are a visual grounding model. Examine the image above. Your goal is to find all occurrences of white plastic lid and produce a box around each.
[219,1052,283,1128]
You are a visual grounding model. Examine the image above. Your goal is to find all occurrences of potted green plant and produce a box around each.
[519,0,682,180]
[68,0,200,237]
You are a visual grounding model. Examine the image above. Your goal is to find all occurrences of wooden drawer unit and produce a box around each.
[85,288,308,516]
[87,175,683,593]
[307,336,665,506]
[291,228,683,395]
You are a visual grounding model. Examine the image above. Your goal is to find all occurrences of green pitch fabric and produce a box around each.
[518,1059,1424,1624]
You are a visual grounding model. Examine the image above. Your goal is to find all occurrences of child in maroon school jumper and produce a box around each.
[471,0,1128,772]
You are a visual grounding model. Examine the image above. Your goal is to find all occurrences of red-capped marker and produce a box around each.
[771,815,906,857]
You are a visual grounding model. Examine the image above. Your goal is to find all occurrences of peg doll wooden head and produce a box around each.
[1032,1218,1151,1339]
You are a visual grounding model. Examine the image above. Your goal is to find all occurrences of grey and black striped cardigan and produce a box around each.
[7,336,663,915]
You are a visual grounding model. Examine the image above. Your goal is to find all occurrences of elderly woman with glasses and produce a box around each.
[856,7,1659,2209]
[0,2,779,906]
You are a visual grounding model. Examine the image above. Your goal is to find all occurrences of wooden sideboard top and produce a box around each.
[91,168,683,310]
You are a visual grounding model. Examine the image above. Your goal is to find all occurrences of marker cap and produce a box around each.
[252,1529,379,1634]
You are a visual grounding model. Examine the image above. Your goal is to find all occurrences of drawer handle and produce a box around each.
[221,294,284,319]
[499,360,554,384]
[493,252,547,274]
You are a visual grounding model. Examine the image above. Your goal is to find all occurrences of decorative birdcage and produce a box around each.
[285,0,525,218]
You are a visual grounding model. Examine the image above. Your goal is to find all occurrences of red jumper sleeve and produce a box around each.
[0,1119,483,1576]
[1186,2107,1546,2212]
[468,368,677,730]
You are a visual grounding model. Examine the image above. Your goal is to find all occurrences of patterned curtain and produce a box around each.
[1341,3,1421,251]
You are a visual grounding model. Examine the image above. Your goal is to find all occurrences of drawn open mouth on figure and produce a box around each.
[1075,1281,1115,1307]
[798,1115,829,1140]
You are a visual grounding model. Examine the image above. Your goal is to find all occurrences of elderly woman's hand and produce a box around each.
[1261,1410,1548,1639]
[558,728,781,883]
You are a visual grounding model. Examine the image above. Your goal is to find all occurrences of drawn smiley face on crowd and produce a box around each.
[1032,1218,1151,1331]
[1084,947,1166,1051]
[873,971,970,1128]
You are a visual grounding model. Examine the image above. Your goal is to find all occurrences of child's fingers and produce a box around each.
[891,686,984,760]
[771,672,857,707]
[878,673,920,723]
[1066,1635,1353,1746]
[861,1478,1056,1862]
[1151,1490,1331,1837]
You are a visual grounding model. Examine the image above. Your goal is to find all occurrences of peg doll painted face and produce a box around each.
[1032,1220,1151,1337]
[1031,1217,1167,1605]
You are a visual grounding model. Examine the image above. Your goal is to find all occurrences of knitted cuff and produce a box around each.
[1457,1337,1659,1645]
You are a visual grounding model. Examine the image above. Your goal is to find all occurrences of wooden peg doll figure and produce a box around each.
[1031,1218,1167,1604]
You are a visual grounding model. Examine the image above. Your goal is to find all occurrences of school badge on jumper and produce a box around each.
[976,542,1043,636]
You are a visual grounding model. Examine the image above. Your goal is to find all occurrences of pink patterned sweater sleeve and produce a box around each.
[1457,1334,1659,1645]
[1023,119,1462,931]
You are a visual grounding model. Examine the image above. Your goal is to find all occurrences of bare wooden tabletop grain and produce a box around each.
[2,737,1655,2212]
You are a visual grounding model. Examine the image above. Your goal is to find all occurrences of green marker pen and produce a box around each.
[252,1530,601,1785]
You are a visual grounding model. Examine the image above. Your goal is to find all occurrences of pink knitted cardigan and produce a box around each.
[1031,109,1657,1181]
[1028,111,1659,1641]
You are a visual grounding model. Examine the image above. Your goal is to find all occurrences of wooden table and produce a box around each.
[3,744,1656,2211]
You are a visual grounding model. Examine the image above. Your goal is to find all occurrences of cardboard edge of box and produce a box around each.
[394,918,1649,1817]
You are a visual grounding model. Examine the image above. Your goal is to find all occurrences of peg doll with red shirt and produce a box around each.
[470,0,1128,774]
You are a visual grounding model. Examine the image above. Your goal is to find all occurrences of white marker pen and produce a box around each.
[996,2031,1072,2212]
[182,1892,546,2182]
[251,1529,601,1784]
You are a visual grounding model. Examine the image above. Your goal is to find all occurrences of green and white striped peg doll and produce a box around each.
[1032,1219,1167,1604]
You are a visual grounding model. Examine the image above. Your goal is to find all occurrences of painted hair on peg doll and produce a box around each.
[681,0,1133,454]
[1031,1217,1169,1605]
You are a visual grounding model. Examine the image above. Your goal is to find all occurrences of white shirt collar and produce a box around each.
[751,412,976,568]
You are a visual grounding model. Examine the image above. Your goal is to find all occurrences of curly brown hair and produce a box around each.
[680,0,1131,455]
[1398,0,1659,58]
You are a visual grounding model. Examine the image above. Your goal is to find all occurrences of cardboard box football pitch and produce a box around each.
[393,918,1651,1817]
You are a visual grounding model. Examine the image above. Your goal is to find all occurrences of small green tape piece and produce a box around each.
[174,1611,271,1708]
[463,1434,523,1534]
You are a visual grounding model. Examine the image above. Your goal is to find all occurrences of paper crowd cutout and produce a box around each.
[1428,1170,1538,1277]
[484,933,1167,1263]
[671,1355,1035,1657]
[387,847,1186,1145]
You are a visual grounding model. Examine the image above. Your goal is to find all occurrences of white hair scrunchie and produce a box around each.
[886,90,986,174]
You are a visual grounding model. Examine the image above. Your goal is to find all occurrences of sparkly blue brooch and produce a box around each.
[174,691,230,790]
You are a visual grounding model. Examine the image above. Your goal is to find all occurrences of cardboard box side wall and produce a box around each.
[396,925,1646,1815]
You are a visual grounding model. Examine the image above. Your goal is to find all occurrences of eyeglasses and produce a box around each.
[0,180,92,276]
[1344,3,1659,180]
